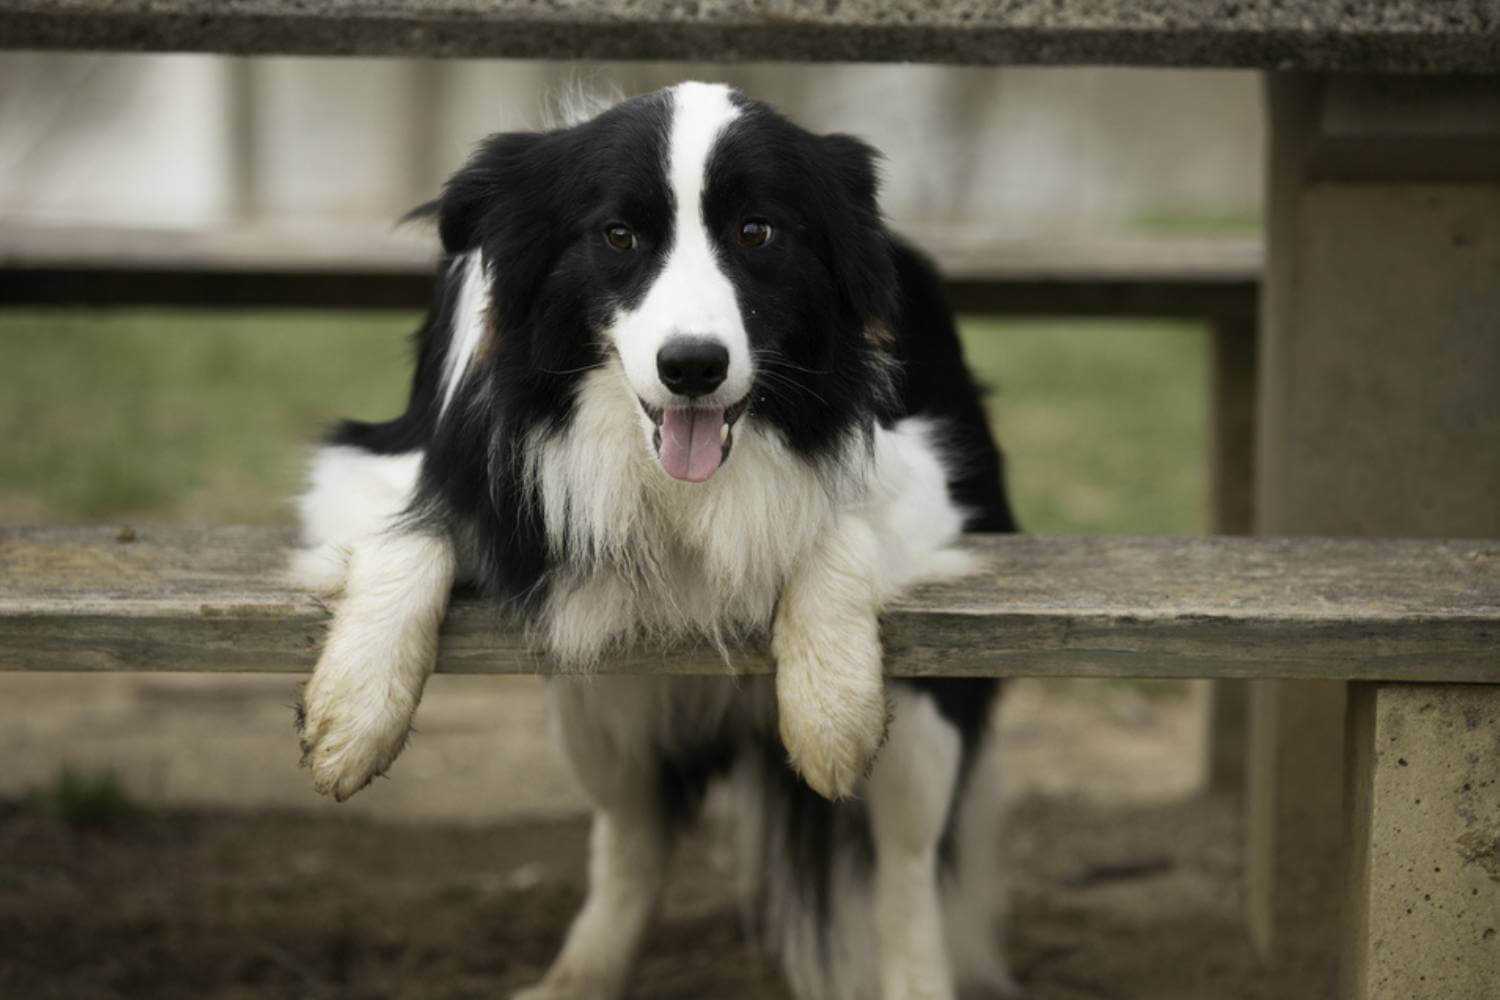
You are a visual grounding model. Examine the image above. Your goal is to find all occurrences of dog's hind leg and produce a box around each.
[944,730,1023,1000]
[867,687,963,1000]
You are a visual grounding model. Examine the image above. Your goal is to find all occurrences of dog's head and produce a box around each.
[430,82,897,483]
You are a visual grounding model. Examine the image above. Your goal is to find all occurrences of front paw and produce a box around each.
[773,616,889,800]
[296,667,416,802]
[777,672,888,799]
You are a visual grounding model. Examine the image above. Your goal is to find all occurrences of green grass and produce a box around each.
[0,309,416,523]
[28,768,140,831]
[0,309,1207,534]
[962,317,1208,535]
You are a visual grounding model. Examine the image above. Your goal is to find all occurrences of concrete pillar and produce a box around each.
[1209,312,1256,540]
[1251,72,1500,991]
[224,59,257,221]
[1342,684,1500,1000]
[1247,678,1347,988]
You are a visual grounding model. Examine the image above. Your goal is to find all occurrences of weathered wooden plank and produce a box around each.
[2,526,1497,680]
[0,222,1263,285]
[0,1,1496,72]
[0,222,1262,315]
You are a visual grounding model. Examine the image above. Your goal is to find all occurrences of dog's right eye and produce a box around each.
[604,224,637,252]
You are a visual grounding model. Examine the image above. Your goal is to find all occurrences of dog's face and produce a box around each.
[435,82,895,483]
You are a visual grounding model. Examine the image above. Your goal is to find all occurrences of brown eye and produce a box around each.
[604,224,637,252]
[737,219,772,249]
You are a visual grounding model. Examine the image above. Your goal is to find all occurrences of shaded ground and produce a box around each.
[0,676,1245,998]
[0,676,1209,823]
[0,791,1269,1000]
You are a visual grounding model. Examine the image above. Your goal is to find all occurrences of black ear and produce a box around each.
[821,133,883,211]
[427,131,544,255]
[820,133,897,324]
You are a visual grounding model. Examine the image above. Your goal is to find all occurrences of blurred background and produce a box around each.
[1,56,1266,998]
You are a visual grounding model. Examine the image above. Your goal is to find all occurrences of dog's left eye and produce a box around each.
[604,224,637,252]
[737,219,772,249]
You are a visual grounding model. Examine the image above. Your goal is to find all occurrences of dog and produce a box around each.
[291,81,1020,1000]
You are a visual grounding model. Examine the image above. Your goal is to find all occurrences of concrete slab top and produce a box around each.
[1,1,1497,71]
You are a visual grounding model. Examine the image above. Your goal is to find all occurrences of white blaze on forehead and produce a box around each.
[666,81,740,240]
[610,82,752,412]
[438,250,491,419]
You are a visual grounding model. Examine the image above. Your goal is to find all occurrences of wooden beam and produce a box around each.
[0,222,1263,283]
[3,526,1496,680]
[0,267,437,310]
[0,267,1262,317]
[0,222,1261,316]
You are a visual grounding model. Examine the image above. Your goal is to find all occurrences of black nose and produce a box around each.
[656,337,729,398]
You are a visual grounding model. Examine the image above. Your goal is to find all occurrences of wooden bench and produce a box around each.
[3,4,1498,998]
[6,527,1494,681]
[0,220,1261,320]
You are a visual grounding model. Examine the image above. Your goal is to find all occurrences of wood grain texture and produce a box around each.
[0,223,1262,316]
[3,527,1497,680]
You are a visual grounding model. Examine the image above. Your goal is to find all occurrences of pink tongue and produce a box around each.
[658,406,726,482]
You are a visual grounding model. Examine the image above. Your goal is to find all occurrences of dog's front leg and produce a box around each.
[772,514,887,800]
[297,528,455,801]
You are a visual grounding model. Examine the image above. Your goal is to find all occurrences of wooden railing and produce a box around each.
[4,527,1495,682]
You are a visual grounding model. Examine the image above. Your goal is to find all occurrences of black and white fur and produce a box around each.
[292,82,1020,1000]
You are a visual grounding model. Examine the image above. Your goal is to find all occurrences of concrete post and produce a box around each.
[1251,72,1500,992]
[1209,313,1256,541]
[224,59,257,221]
[1247,678,1346,988]
[1342,684,1500,1000]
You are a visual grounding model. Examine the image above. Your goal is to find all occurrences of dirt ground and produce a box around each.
[0,792,1269,1000]
[0,678,1278,999]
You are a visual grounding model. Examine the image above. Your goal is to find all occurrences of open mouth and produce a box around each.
[639,398,749,483]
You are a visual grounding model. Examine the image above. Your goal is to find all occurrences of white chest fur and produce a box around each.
[527,363,839,666]
[527,362,972,668]
[295,361,972,671]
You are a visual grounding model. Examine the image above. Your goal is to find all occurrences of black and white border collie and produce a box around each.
[292,82,1019,1000]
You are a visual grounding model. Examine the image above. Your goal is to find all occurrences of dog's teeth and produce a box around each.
[720,421,730,443]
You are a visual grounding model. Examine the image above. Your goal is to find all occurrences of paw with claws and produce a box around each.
[295,661,419,802]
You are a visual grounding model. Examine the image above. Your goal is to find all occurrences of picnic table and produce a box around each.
[2,4,1498,998]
